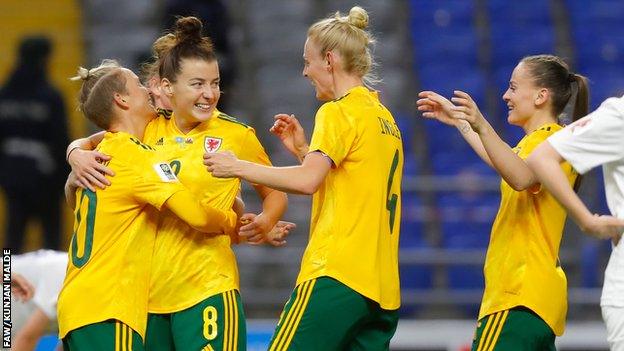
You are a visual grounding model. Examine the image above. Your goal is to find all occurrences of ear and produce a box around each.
[535,88,550,107]
[113,92,129,109]
[148,77,161,97]
[325,51,335,71]
[161,78,174,97]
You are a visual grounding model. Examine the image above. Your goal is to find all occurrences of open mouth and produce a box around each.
[195,103,212,112]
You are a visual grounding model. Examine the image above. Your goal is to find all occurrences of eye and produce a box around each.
[191,82,202,88]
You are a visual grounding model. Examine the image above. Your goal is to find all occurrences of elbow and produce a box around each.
[299,180,321,195]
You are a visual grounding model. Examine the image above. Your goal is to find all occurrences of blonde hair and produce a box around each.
[70,59,127,129]
[307,6,378,85]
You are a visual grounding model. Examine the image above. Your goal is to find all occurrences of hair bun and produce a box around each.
[348,6,369,29]
[70,66,90,81]
[174,16,203,45]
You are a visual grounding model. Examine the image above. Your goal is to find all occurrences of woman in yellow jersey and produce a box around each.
[205,6,403,350]
[59,60,238,351]
[66,18,290,351]
[417,55,589,350]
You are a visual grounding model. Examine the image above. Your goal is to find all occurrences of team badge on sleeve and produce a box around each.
[153,162,179,182]
[204,136,222,152]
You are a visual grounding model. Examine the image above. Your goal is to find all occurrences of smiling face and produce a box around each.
[502,62,542,128]
[167,58,220,123]
[302,38,334,101]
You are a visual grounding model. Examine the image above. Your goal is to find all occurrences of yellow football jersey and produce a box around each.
[145,109,272,313]
[57,132,186,339]
[478,123,577,336]
[297,86,403,310]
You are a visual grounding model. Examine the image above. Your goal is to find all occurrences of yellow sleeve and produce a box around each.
[165,191,238,235]
[238,128,271,166]
[131,160,186,210]
[308,102,357,166]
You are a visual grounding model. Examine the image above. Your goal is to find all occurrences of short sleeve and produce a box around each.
[549,97,624,174]
[131,158,186,209]
[308,102,357,166]
[239,128,271,166]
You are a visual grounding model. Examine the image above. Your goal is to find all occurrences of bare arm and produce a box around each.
[417,91,492,167]
[204,151,332,195]
[419,90,538,190]
[528,141,624,240]
[64,172,79,208]
[12,308,50,351]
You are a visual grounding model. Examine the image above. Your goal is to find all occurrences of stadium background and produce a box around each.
[1,0,623,350]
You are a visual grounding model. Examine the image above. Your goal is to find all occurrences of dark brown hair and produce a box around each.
[521,55,589,123]
[158,16,216,83]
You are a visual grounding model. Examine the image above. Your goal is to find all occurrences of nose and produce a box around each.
[302,66,308,77]
[202,86,215,100]
[502,89,510,102]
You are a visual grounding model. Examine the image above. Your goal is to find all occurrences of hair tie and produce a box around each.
[568,73,576,83]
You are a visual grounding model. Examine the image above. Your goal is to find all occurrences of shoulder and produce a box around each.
[216,111,252,129]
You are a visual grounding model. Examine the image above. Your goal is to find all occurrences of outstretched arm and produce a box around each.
[528,142,624,241]
[204,151,331,195]
[418,90,538,191]
[417,91,492,166]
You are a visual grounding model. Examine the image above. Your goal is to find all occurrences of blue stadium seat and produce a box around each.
[410,0,475,30]
[35,334,60,351]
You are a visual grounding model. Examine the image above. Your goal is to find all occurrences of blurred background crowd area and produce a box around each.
[1,0,623,328]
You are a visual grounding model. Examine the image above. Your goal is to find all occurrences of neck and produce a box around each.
[108,112,148,141]
[522,110,557,134]
[332,71,364,99]
[174,112,202,134]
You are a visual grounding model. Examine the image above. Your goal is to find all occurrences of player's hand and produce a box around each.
[582,214,624,242]
[270,114,309,161]
[265,220,296,247]
[238,213,272,244]
[11,273,35,302]
[204,151,240,178]
[68,149,114,191]
[417,91,462,127]
[450,90,487,134]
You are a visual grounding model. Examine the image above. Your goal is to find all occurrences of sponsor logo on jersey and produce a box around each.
[204,137,223,152]
[155,137,164,146]
[153,162,178,182]
[185,137,193,144]
[175,136,184,144]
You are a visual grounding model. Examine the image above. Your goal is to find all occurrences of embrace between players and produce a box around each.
[59,5,624,351]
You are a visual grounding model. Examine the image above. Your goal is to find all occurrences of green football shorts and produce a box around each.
[145,289,246,351]
[268,277,399,351]
[472,306,556,351]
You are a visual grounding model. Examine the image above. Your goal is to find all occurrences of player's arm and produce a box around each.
[164,190,238,236]
[12,307,50,351]
[417,91,493,167]
[421,90,537,190]
[66,131,114,191]
[528,141,624,240]
[236,184,288,243]
[205,151,331,195]
[64,172,79,208]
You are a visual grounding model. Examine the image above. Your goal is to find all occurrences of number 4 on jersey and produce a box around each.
[386,150,399,234]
